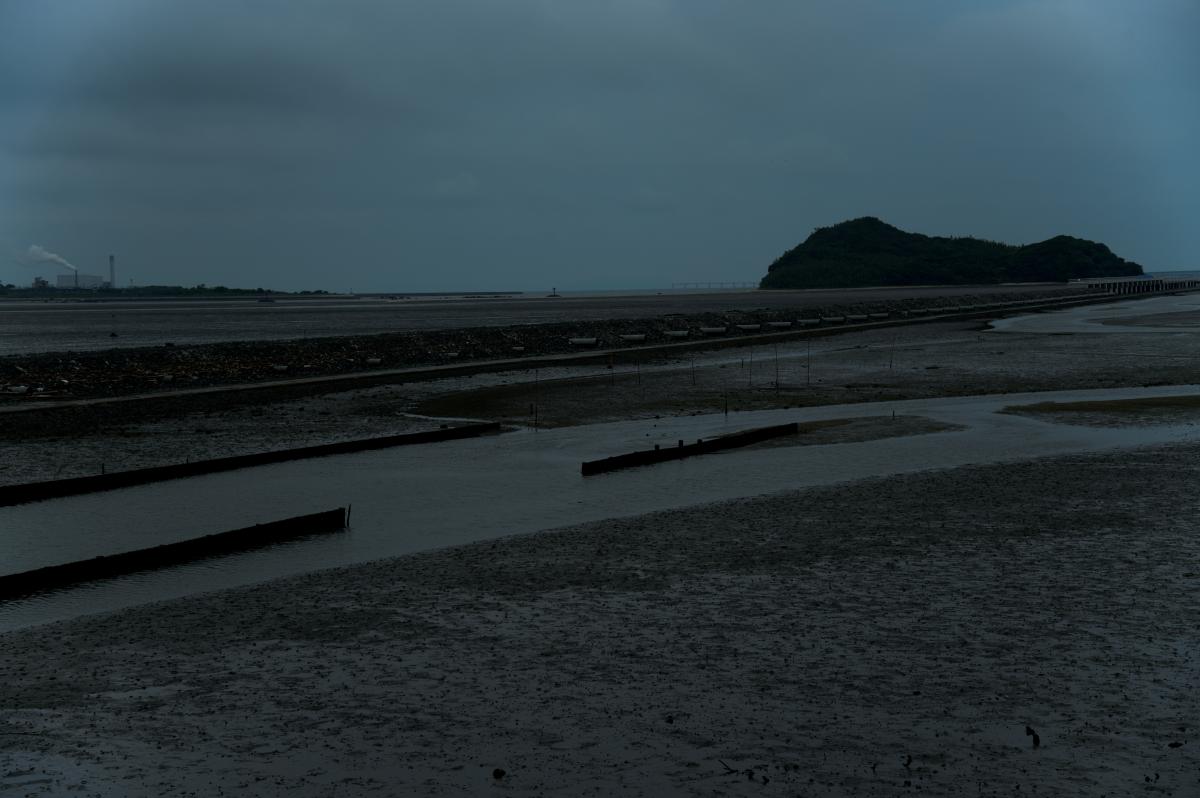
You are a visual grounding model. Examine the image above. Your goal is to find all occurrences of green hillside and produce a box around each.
[760,217,1143,289]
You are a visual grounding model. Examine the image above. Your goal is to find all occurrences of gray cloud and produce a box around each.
[0,0,1196,291]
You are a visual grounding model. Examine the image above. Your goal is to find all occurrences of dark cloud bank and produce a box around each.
[0,1,1196,291]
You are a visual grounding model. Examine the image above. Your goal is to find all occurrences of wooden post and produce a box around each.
[806,338,812,387]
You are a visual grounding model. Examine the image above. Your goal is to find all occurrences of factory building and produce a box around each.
[56,273,106,289]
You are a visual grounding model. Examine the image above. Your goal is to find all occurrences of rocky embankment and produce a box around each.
[0,288,1079,403]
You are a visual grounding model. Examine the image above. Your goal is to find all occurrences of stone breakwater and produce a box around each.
[0,288,1075,403]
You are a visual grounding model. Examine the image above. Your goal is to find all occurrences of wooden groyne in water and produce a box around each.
[581,422,798,476]
[0,422,501,507]
[0,507,348,601]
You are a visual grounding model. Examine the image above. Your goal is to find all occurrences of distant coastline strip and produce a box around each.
[581,422,799,476]
[0,422,501,507]
[0,508,348,601]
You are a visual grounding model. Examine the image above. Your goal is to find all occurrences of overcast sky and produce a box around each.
[1,1,1196,291]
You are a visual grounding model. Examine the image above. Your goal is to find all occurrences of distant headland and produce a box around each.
[760,217,1144,289]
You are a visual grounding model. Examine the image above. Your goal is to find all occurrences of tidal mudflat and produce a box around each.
[0,443,1196,796]
[2,292,1199,795]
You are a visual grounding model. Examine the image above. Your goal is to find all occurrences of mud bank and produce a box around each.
[1,442,1195,796]
[7,308,1200,485]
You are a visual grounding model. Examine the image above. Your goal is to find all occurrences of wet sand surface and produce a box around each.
[1003,395,1200,428]
[1101,310,1200,328]
[8,295,1200,486]
[2,292,1199,796]
[0,285,1067,356]
[1,443,1196,796]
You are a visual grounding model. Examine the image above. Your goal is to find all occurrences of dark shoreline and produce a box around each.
[0,286,1080,405]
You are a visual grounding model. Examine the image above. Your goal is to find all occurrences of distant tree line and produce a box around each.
[760,217,1144,289]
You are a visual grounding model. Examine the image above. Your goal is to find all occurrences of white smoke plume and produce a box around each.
[27,244,77,272]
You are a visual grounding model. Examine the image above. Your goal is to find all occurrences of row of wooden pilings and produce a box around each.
[0,423,504,600]
[4,418,793,598]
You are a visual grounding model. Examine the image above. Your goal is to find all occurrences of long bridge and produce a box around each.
[1077,275,1200,295]
[670,281,758,289]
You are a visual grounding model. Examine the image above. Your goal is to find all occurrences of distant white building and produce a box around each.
[56,273,105,289]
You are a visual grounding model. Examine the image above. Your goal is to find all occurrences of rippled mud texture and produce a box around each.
[0,386,445,485]
[1,442,1196,796]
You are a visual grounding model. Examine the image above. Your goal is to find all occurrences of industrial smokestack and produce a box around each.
[109,254,115,288]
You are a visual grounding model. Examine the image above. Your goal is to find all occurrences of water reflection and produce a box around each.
[990,292,1200,334]
[3,383,1198,631]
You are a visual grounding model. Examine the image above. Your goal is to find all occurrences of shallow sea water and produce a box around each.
[2,383,1198,631]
